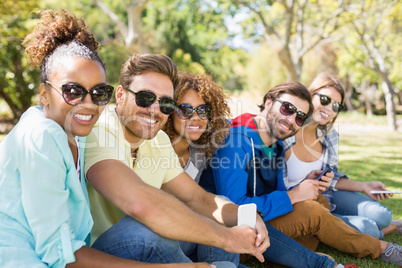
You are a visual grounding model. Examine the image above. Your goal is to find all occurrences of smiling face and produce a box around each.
[116,71,174,145]
[263,93,310,141]
[312,86,342,125]
[172,89,208,143]
[40,57,107,139]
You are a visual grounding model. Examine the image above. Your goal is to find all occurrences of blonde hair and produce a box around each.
[308,72,345,140]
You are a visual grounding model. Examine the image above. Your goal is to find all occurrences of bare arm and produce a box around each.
[162,172,238,226]
[87,160,265,261]
[162,173,270,254]
[335,178,391,200]
[67,246,212,268]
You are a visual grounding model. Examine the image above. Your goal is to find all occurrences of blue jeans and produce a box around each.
[331,191,392,239]
[92,215,237,268]
[264,224,337,268]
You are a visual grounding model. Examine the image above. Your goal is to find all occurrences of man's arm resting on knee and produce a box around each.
[87,160,266,261]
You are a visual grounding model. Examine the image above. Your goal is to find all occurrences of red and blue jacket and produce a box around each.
[200,113,293,221]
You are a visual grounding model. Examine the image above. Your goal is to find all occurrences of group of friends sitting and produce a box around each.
[0,10,401,268]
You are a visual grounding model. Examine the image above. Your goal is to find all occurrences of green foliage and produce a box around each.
[172,49,205,74]
[0,0,41,120]
[144,0,247,90]
[243,45,287,92]
[98,40,131,85]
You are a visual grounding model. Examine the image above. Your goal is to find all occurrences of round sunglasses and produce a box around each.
[274,98,308,127]
[176,104,212,120]
[46,81,114,106]
[314,93,344,113]
[125,88,177,115]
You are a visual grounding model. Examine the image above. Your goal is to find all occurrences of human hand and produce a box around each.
[318,172,333,192]
[363,181,392,201]
[254,214,270,252]
[224,225,266,262]
[287,179,319,204]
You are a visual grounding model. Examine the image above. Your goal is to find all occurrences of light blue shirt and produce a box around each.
[0,106,93,267]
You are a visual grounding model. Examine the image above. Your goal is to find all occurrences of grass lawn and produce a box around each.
[244,130,402,268]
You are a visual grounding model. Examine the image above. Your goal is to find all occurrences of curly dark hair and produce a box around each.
[23,9,104,83]
[164,72,231,160]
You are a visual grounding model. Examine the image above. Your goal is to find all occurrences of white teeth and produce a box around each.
[320,111,329,118]
[140,116,156,124]
[74,114,92,121]
[279,123,290,130]
[186,126,200,129]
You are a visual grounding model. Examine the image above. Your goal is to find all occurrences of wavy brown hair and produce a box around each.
[164,72,231,160]
[23,9,103,83]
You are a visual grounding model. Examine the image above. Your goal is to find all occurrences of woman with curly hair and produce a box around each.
[164,72,231,183]
[0,10,210,268]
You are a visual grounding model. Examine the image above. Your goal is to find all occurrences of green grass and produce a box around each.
[244,131,402,268]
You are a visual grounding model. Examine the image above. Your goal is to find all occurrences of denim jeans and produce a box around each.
[264,224,337,268]
[331,190,392,239]
[92,215,237,268]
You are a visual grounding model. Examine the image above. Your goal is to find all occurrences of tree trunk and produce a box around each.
[278,47,299,81]
[126,5,149,53]
[381,77,397,131]
[343,78,354,111]
[0,90,20,120]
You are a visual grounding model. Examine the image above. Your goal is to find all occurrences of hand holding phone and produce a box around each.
[238,203,257,229]
[316,167,331,181]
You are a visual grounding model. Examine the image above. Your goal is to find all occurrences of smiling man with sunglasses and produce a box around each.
[82,54,269,267]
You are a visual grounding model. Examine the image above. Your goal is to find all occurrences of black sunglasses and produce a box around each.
[275,98,308,127]
[125,88,177,115]
[176,104,212,120]
[46,81,114,106]
[314,93,344,113]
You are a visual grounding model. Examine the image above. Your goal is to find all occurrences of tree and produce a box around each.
[339,0,401,130]
[224,0,347,81]
[94,0,150,53]
[0,0,40,121]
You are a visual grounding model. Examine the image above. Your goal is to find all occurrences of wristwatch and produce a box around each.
[257,209,264,221]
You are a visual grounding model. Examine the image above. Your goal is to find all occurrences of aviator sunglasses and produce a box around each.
[176,104,212,120]
[46,81,114,106]
[125,88,177,115]
[314,93,344,113]
[275,98,308,127]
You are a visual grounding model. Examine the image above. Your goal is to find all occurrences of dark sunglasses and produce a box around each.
[125,88,177,115]
[314,93,344,113]
[275,98,308,127]
[46,81,114,106]
[176,104,212,120]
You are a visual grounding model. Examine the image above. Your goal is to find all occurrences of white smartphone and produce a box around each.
[370,190,402,194]
[237,203,257,229]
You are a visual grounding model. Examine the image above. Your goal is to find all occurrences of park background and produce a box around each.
[0,0,401,267]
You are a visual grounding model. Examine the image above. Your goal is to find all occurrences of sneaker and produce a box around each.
[316,252,335,262]
[391,220,402,234]
[379,242,402,265]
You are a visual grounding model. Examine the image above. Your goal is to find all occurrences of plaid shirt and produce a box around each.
[282,127,348,211]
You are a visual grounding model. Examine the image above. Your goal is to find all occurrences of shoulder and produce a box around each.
[139,130,174,156]
[20,106,67,147]
[282,136,296,151]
